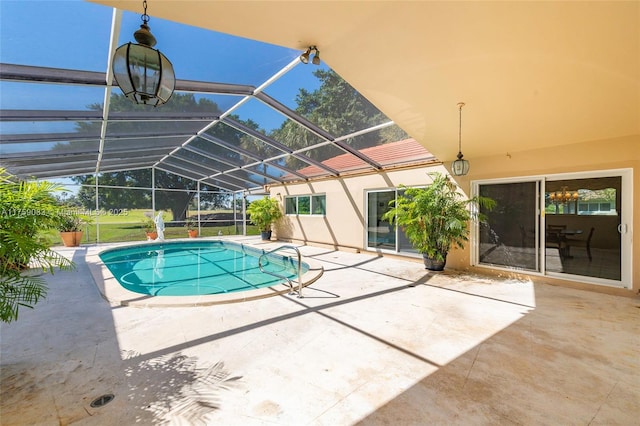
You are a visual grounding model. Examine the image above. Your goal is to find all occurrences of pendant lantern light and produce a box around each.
[451,102,470,176]
[112,0,175,106]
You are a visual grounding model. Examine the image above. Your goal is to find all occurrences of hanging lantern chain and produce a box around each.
[457,102,465,159]
[141,0,150,24]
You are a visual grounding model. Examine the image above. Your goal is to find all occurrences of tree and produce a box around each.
[72,93,238,221]
[269,69,408,169]
[73,170,229,222]
[0,169,74,323]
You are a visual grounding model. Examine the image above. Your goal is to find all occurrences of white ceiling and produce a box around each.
[90,1,640,163]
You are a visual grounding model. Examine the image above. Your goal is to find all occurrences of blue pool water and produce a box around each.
[99,241,307,296]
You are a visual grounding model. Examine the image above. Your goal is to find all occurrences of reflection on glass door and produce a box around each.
[366,190,396,250]
[478,181,539,271]
[545,176,621,281]
[365,189,417,254]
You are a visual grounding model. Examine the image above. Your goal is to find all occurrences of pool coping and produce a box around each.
[85,238,324,307]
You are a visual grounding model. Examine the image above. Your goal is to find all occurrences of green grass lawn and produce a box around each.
[41,209,259,245]
[89,208,164,223]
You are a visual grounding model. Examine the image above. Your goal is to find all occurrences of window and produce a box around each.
[312,195,326,215]
[284,194,326,215]
[578,198,616,216]
[546,186,617,216]
[285,197,297,214]
[298,196,310,214]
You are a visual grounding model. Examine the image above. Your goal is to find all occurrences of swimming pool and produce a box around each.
[99,240,309,297]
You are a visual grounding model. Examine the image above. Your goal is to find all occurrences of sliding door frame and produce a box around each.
[472,168,632,289]
[471,175,544,273]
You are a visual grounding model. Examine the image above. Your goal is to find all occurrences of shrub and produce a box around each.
[246,197,282,232]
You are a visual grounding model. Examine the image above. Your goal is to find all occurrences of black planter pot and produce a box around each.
[423,254,446,271]
[260,230,272,241]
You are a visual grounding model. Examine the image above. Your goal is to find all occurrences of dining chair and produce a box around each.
[565,227,595,262]
[545,227,566,256]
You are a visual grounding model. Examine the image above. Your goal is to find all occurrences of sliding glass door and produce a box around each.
[365,189,417,254]
[366,190,396,251]
[475,170,631,288]
[478,181,540,272]
[544,176,622,281]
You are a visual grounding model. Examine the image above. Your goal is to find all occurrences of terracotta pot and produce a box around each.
[60,231,83,247]
[146,231,158,240]
[188,229,198,238]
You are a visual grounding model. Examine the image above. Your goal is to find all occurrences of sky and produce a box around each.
[0,0,326,133]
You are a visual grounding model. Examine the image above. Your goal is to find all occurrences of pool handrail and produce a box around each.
[258,245,303,298]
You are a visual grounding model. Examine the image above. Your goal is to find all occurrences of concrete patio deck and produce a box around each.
[1,238,638,425]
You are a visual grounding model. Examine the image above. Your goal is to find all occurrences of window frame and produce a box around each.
[284,193,326,216]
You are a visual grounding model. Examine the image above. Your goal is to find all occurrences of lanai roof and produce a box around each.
[0,1,434,192]
[293,139,436,178]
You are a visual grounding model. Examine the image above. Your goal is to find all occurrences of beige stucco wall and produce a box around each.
[269,135,638,293]
[271,163,449,251]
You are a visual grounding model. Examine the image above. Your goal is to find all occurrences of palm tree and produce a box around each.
[382,172,495,270]
[0,169,74,322]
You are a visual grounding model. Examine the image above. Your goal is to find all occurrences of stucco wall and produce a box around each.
[269,135,638,292]
[271,164,448,250]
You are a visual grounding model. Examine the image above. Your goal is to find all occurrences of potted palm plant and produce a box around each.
[382,172,495,271]
[246,196,283,240]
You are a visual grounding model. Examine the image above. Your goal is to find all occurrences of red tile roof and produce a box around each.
[294,138,436,177]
